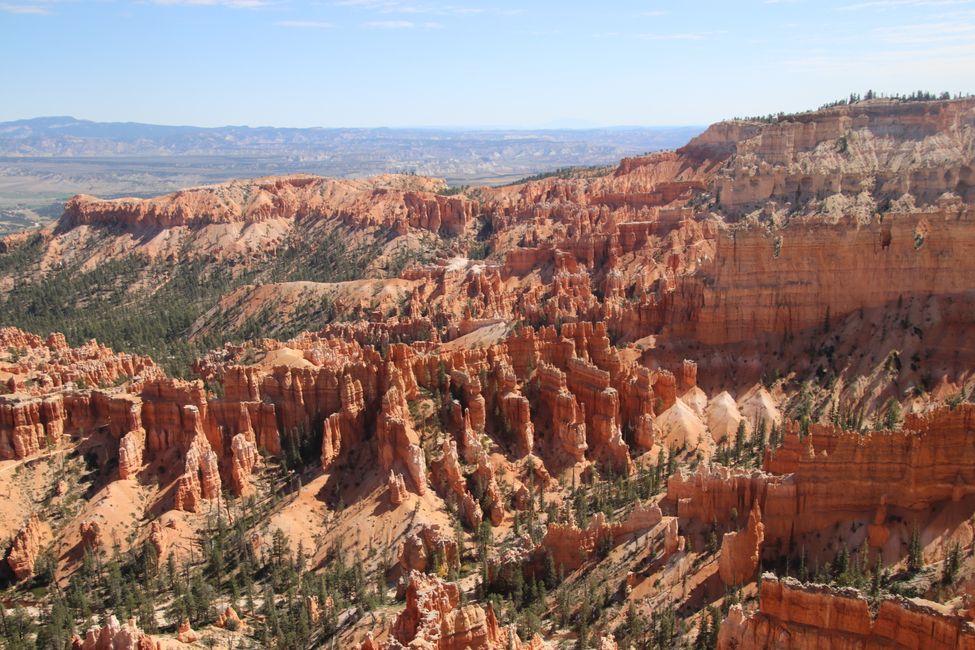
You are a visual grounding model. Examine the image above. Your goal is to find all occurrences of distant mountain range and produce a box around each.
[0,117,702,234]
[0,116,700,164]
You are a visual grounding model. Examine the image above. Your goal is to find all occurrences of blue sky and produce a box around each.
[1,0,973,128]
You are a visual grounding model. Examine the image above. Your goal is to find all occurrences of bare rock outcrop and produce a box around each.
[669,405,975,565]
[655,399,708,452]
[398,524,459,574]
[388,470,408,506]
[230,432,260,496]
[541,503,676,572]
[436,439,482,530]
[175,620,198,644]
[61,175,474,239]
[718,500,765,587]
[74,615,161,650]
[80,519,102,552]
[376,571,530,649]
[377,368,427,496]
[706,392,743,445]
[173,409,222,512]
[6,513,44,581]
[216,606,246,630]
[717,575,975,650]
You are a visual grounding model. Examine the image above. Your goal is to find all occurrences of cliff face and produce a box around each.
[673,203,975,345]
[0,329,257,508]
[717,576,975,650]
[6,513,45,580]
[718,500,764,587]
[668,405,975,564]
[766,405,975,512]
[472,99,975,360]
[708,99,975,214]
[60,175,473,237]
[0,328,162,461]
[641,100,975,353]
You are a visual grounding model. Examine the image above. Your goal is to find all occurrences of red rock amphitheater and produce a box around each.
[1,97,974,648]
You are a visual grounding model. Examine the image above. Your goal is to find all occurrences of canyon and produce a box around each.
[1,96,974,649]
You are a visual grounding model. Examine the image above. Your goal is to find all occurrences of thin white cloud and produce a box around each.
[336,0,482,14]
[873,20,975,43]
[363,19,414,27]
[336,0,396,7]
[641,9,668,16]
[151,0,271,7]
[839,0,973,10]
[593,28,723,41]
[510,28,560,36]
[783,41,975,72]
[276,19,335,27]
[0,3,51,13]
[335,0,420,14]
[637,30,722,41]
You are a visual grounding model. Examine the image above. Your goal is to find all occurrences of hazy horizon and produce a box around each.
[3,0,974,129]
[1,115,704,131]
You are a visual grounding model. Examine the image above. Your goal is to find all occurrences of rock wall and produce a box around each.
[539,502,677,573]
[668,405,975,561]
[376,367,427,497]
[0,328,161,461]
[60,175,474,237]
[675,206,975,346]
[717,576,975,650]
[710,98,975,214]
[372,571,543,650]
[718,500,764,587]
[6,513,44,581]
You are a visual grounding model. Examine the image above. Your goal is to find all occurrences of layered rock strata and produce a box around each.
[717,576,975,650]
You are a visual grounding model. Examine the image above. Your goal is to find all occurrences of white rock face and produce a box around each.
[707,391,743,444]
[656,399,708,452]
